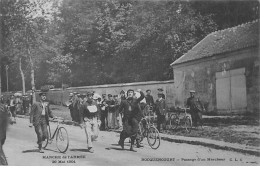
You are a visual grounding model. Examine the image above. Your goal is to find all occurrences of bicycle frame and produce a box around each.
[47,119,61,141]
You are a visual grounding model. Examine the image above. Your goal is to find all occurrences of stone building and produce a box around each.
[170,20,259,115]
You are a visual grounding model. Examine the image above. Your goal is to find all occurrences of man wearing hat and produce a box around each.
[186,90,204,128]
[120,90,126,101]
[79,91,100,153]
[155,92,167,132]
[118,89,144,151]
[158,88,166,99]
[145,89,154,106]
[0,99,8,165]
[29,91,55,153]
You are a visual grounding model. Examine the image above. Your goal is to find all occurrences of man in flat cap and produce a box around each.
[145,89,154,107]
[186,90,204,128]
[29,91,55,153]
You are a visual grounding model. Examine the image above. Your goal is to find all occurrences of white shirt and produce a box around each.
[41,102,47,115]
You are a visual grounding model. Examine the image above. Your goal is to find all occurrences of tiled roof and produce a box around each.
[171,20,259,66]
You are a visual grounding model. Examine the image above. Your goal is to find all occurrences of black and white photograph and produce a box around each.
[0,0,259,166]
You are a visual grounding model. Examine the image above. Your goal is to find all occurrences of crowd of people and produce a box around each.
[0,86,204,165]
[66,88,169,152]
[0,94,32,124]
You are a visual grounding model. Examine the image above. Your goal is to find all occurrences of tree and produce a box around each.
[3,0,61,101]
[47,53,73,87]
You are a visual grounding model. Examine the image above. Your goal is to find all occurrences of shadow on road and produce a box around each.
[22,148,60,154]
[105,147,125,151]
[70,148,89,152]
[22,149,39,153]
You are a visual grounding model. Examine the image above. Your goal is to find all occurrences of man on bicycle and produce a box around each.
[79,92,100,153]
[29,91,55,153]
[186,90,204,129]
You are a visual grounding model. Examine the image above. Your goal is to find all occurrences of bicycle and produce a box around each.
[42,117,69,153]
[169,107,192,133]
[139,105,161,150]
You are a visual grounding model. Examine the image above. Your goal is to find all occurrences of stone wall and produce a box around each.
[36,80,175,108]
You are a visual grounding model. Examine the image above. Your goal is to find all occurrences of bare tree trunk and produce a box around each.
[0,0,3,96]
[19,58,26,95]
[28,48,36,103]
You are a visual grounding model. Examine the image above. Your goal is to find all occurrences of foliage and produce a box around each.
[1,0,259,91]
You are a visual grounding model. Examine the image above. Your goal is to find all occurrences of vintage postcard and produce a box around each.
[0,0,259,166]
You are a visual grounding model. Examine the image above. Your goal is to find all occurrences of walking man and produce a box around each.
[118,89,144,151]
[186,90,204,128]
[155,93,167,133]
[79,92,100,153]
[0,100,8,165]
[29,91,55,153]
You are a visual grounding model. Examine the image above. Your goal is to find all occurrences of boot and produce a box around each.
[129,137,136,152]
[136,139,143,148]
[118,139,124,150]
[38,144,44,153]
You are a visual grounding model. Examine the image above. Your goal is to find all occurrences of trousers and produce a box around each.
[191,110,203,127]
[83,117,99,148]
[100,110,108,130]
[34,116,48,146]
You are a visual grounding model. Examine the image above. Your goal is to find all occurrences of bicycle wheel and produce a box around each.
[184,116,192,133]
[42,125,50,149]
[56,127,69,153]
[169,114,178,130]
[138,121,145,142]
[147,126,160,149]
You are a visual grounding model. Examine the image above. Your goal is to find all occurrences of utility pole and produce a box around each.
[0,0,3,96]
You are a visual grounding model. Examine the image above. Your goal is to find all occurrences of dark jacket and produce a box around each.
[118,91,145,121]
[79,99,100,123]
[107,99,116,112]
[155,98,167,116]
[145,95,154,106]
[187,97,204,113]
[30,101,54,126]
